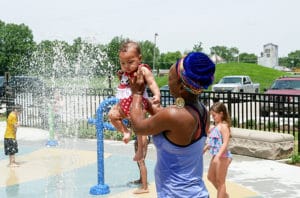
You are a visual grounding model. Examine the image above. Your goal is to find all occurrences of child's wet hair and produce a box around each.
[119,40,141,55]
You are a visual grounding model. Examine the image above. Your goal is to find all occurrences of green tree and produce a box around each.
[103,36,126,73]
[210,46,239,62]
[210,46,228,61]
[104,38,160,75]
[0,20,6,74]
[30,38,111,79]
[139,40,159,69]
[279,57,290,68]
[0,21,35,75]
[69,38,109,77]
[192,41,203,52]
[29,40,56,77]
[287,50,300,68]
[159,51,182,69]
[30,40,71,78]
[229,47,239,62]
[239,53,257,64]
[279,50,300,68]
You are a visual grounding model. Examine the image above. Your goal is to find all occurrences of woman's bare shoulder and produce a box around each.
[156,105,178,117]
[142,106,183,135]
[154,106,190,122]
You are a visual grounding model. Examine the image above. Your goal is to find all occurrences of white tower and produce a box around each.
[257,43,279,68]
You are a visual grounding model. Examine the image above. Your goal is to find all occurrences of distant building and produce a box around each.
[210,54,225,64]
[257,43,279,68]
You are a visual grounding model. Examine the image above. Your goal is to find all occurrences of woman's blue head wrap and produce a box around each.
[176,52,215,94]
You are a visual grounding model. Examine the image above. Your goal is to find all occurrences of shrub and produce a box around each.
[288,153,300,164]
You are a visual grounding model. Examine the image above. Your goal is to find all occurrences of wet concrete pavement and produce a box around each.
[1,122,300,198]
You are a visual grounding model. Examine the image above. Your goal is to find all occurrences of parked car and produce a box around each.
[212,75,260,102]
[260,76,300,116]
[212,75,260,93]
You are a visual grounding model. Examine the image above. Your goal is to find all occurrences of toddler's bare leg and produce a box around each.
[133,107,152,161]
[108,105,131,143]
[133,137,149,194]
[133,135,144,161]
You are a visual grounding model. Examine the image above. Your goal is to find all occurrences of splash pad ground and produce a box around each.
[0,124,157,198]
[3,122,299,198]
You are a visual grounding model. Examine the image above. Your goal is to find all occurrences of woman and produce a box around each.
[129,52,215,198]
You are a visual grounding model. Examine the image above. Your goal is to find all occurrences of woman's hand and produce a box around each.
[130,67,146,95]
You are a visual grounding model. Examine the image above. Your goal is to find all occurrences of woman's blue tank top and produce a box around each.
[152,104,209,198]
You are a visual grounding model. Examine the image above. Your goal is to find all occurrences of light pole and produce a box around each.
[153,33,158,76]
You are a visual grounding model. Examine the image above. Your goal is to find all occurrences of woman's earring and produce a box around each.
[175,97,185,108]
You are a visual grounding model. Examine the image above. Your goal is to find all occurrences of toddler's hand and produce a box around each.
[151,95,160,105]
[117,70,124,80]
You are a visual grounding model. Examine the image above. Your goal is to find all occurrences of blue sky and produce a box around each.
[0,0,299,57]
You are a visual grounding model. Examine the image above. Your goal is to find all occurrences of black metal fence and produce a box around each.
[4,87,299,153]
[13,87,114,132]
[197,91,300,135]
[160,89,300,153]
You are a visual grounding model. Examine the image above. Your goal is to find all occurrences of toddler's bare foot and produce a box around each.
[133,150,143,161]
[122,131,131,144]
[133,188,149,194]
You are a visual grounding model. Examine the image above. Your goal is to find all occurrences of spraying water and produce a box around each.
[10,38,117,196]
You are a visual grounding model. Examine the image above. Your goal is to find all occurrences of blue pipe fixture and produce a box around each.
[88,97,119,195]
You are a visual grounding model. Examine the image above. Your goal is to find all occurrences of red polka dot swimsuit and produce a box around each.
[116,64,150,117]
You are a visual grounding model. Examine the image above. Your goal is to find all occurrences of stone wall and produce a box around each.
[229,128,294,160]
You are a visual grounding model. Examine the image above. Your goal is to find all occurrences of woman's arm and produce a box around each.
[130,67,167,135]
[130,67,197,145]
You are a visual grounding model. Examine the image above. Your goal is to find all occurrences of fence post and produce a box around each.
[88,97,119,195]
[227,92,232,115]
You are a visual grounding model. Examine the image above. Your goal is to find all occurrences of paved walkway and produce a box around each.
[1,122,300,198]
